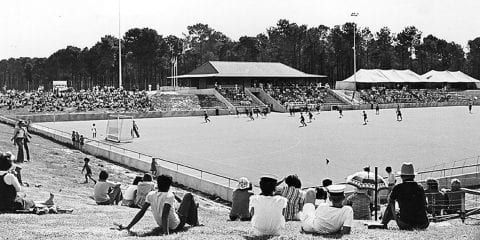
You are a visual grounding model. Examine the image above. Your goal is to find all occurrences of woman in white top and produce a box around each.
[122,176,142,207]
[135,173,155,207]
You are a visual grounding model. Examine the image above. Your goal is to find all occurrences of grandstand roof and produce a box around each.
[170,61,326,79]
[421,70,480,83]
[340,69,422,83]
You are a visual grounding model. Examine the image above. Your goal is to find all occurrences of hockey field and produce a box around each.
[40,106,480,187]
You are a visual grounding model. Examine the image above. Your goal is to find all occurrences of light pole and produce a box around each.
[351,12,359,101]
[118,0,122,89]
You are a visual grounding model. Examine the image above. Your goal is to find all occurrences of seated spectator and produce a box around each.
[276,174,305,221]
[230,177,253,221]
[122,176,143,207]
[299,185,353,234]
[380,162,429,230]
[444,179,464,214]
[249,175,288,236]
[344,187,371,220]
[425,178,447,216]
[118,174,199,234]
[385,166,396,193]
[0,152,53,213]
[94,170,123,205]
[135,173,155,207]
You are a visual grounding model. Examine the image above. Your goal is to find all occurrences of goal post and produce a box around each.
[105,114,134,143]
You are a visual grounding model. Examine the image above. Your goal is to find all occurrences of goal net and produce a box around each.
[105,115,134,143]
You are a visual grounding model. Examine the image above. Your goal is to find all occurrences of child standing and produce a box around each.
[91,123,97,138]
[81,158,96,184]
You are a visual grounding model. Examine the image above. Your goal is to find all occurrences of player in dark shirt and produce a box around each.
[204,111,210,123]
[380,163,429,230]
[396,105,402,121]
[362,111,368,125]
[308,111,314,123]
[375,103,380,115]
[300,113,307,127]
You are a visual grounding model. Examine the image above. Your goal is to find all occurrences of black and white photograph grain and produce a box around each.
[1,0,480,239]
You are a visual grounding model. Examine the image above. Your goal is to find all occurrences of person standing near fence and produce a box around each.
[150,158,157,177]
[21,121,31,162]
[11,121,25,163]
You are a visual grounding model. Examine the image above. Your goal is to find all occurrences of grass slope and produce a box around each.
[0,123,479,239]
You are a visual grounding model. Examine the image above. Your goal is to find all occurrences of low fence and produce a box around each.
[335,101,470,111]
[417,155,480,188]
[0,115,237,201]
[11,108,232,123]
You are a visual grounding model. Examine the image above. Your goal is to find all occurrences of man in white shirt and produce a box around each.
[119,174,199,234]
[299,185,353,234]
[249,175,288,236]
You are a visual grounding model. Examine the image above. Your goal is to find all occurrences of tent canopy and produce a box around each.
[421,70,480,83]
[335,69,480,90]
[340,69,422,83]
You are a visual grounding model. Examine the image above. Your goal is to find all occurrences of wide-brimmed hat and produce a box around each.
[398,162,416,176]
[237,177,250,190]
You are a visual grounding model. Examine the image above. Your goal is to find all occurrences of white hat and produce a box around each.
[327,185,345,195]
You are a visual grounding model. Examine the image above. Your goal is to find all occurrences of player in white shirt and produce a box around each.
[91,123,97,138]
[249,175,288,236]
[299,185,353,234]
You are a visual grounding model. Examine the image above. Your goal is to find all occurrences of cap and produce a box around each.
[327,185,345,196]
[260,174,278,182]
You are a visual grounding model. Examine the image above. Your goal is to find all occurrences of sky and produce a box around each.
[2,0,480,59]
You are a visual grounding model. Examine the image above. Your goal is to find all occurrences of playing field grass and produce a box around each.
[40,106,480,187]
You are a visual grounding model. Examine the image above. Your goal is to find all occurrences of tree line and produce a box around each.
[1,19,480,91]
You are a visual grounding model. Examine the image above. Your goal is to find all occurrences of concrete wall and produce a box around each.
[0,115,235,202]
[159,88,236,113]
[326,88,352,105]
[244,88,267,107]
[248,88,287,112]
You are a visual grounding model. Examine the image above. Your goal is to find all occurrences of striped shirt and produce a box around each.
[279,186,305,221]
[344,192,371,220]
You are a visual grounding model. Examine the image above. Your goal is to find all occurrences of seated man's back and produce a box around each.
[250,194,287,235]
[390,181,428,228]
[300,185,353,234]
[309,203,353,233]
[146,190,180,230]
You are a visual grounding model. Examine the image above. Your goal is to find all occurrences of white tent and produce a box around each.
[335,69,480,90]
[335,69,422,90]
[421,70,480,83]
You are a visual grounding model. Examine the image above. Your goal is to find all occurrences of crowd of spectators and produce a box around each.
[265,83,328,106]
[360,87,470,104]
[0,87,229,113]
[217,87,256,106]
[0,87,152,113]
